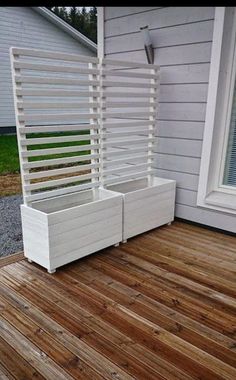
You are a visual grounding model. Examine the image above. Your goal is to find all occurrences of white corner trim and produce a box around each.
[33,7,97,53]
[97,7,104,58]
[197,7,226,207]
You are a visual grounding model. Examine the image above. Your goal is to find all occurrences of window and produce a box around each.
[197,7,236,214]
[223,80,236,187]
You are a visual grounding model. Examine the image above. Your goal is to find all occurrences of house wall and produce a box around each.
[102,6,236,232]
[0,7,95,130]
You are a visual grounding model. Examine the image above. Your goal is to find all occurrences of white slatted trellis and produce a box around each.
[99,58,159,186]
[10,47,176,272]
[10,47,123,273]
[100,58,176,241]
[11,47,102,205]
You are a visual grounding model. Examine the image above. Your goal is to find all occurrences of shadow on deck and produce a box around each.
[0,220,235,380]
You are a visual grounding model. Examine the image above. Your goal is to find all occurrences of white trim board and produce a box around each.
[97,7,104,58]
[197,7,236,215]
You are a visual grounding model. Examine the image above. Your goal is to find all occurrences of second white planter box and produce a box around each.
[21,188,123,273]
[107,176,176,241]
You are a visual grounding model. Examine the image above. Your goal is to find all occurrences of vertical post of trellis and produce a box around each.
[10,48,31,206]
[99,58,106,188]
[148,66,159,186]
[89,61,99,197]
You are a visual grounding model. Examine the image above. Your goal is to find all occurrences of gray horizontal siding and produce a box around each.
[0,7,95,128]
[103,6,236,232]
[104,7,215,37]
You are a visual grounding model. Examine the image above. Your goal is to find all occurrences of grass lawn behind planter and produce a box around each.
[0,135,20,174]
[0,132,90,196]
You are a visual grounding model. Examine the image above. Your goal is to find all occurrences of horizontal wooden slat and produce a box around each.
[101,91,158,98]
[104,130,150,138]
[102,80,158,89]
[14,61,99,75]
[15,75,99,86]
[103,101,155,108]
[25,172,99,191]
[104,163,149,176]
[21,134,100,146]
[22,144,99,158]
[104,169,154,185]
[22,153,99,170]
[24,163,99,180]
[18,112,99,122]
[103,154,152,167]
[12,47,99,63]
[16,89,100,97]
[104,137,155,148]
[19,124,98,134]
[25,181,100,202]
[17,101,98,110]
[102,69,158,79]
[102,57,159,69]
[103,120,156,128]
[103,147,149,158]
[103,112,156,119]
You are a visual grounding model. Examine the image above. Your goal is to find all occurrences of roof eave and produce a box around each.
[32,7,97,53]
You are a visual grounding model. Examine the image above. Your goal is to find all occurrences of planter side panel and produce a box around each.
[48,195,123,269]
[21,205,50,269]
[123,183,176,239]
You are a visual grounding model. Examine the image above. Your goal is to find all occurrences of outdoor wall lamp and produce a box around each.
[140,25,154,64]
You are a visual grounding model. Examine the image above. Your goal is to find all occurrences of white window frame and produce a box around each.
[197,7,236,214]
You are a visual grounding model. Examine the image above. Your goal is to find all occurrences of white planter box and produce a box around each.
[21,188,123,272]
[107,176,176,241]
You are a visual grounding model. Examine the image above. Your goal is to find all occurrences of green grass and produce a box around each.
[0,132,91,175]
[0,135,20,174]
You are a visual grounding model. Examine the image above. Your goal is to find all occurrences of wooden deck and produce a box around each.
[0,221,236,380]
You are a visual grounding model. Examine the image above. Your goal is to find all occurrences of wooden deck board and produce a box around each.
[0,221,235,380]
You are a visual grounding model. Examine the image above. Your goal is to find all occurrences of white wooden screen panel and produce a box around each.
[10,47,160,205]
[10,47,100,205]
[100,58,159,186]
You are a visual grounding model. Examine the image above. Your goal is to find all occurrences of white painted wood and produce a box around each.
[16,89,100,97]
[197,7,236,214]
[17,101,99,110]
[25,182,101,203]
[97,7,104,58]
[197,7,226,209]
[19,124,99,134]
[102,80,158,89]
[103,120,155,128]
[105,7,160,20]
[103,58,160,69]
[105,20,214,54]
[24,172,99,192]
[22,144,100,158]
[18,112,99,123]
[11,48,177,270]
[22,153,99,170]
[104,43,212,67]
[154,138,202,158]
[21,189,123,272]
[107,177,176,240]
[14,61,100,75]
[15,75,99,87]
[105,7,214,37]
[21,134,100,146]
[24,163,99,180]
[157,121,204,140]
[11,47,99,63]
